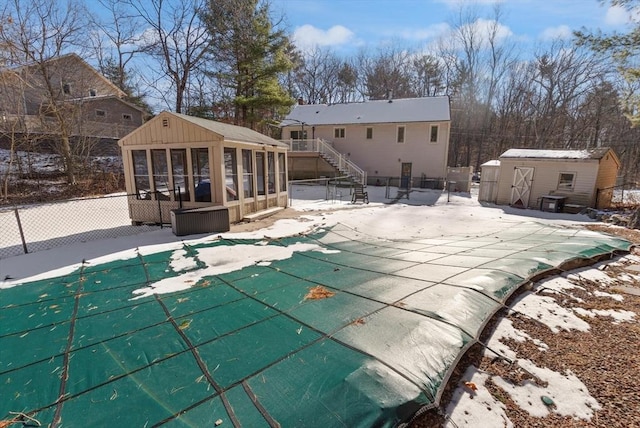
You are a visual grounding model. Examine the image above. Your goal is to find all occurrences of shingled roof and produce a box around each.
[281,96,451,126]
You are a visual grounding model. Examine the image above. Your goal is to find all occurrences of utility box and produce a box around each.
[540,195,566,213]
[171,206,230,236]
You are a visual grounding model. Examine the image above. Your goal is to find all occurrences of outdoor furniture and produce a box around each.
[540,195,567,213]
[351,184,369,204]
[170,205,230,236]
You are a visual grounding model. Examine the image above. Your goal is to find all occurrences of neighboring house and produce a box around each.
[280,96,451,187]
[482,148,620,210]
[119,111,289,225]
[0,53,145,147]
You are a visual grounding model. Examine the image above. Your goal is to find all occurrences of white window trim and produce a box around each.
[557,171,576,191]
[396,125,406,144]
[429,125,439,143]
[334,127,346,139]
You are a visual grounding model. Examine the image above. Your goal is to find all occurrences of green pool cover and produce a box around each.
[0,223,631,427]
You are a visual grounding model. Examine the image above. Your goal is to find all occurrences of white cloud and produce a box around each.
[605,5,632,26]
[292,24,356,51]
[539,25,572,41]
[399,23,451,41]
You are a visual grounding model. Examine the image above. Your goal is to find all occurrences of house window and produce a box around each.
[430,125,438,143]
[267,152,275,194]
[557,172,575,191]
[171,149,190,202]
[278,152,287,192]
[334,128,345,139]
[151,149,169,200]
[256,151,265,196]
[95,109,106,117]
[89,89,97,97]
[123,113,132,121]
[224,148,239,201]
[290,130,307,140]
[242,149,254,198]
[397,126,405,143]
[366,127,373,139]
[132,150,150,199]
[62,83,71,95]
[191,148,211,202]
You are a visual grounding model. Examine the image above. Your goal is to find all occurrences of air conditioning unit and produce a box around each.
[170,206,230,236]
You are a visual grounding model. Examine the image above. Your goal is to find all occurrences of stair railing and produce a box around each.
[284,138,366,185]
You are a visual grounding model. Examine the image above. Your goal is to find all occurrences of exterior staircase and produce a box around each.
[285,138,367,185]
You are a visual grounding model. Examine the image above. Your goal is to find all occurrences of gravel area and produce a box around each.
[411,226,640,428]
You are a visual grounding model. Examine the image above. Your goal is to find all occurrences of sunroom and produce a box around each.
[118,111,289,226]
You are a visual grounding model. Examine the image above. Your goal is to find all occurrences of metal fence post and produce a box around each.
[14,208,28,254]
[156,191,163,228]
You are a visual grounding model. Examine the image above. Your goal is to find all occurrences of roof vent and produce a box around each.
[162,118,169,127]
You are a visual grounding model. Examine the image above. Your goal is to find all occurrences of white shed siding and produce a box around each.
[478,163,500,203]
[496,158,600,208]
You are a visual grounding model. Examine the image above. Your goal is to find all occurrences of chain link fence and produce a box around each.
[600,182,640,208]
[0,193,176,259]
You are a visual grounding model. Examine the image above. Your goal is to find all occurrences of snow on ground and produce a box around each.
[445,251,639,427]
[1,183,597,285]
[1,182,638,427]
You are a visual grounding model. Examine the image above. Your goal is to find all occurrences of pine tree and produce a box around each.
[575,0,640,126]
[202,0,294,129]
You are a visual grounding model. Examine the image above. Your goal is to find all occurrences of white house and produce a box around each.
[280,96,451,187]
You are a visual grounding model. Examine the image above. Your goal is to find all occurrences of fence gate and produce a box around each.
[510,167,534,208]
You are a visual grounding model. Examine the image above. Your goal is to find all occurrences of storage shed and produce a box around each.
[494,147,620,211]
[478,160,500,203]
[119,111,289,226]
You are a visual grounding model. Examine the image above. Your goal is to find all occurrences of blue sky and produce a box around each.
[269,0,633,54]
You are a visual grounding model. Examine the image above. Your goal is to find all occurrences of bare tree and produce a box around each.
[126,0,211,113]
[361,44,416,100]
[438,4,516,168]
[411,54,446,97]
[0,0,89,185]
[526,40,607,149]
[293,47,342,104]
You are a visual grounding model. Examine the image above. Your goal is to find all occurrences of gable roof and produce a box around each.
[151,112,288,148]
[71,94,147,113]
[499,147,614,160]
[11,53,127,99]
[281,96,451,126]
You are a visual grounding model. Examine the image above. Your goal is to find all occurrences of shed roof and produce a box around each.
[481,160,500,167]
[125,111,288,148]
[281,96,450,126]
[499,147,612,160]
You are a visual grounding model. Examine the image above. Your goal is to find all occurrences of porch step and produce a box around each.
[242,206,284,222]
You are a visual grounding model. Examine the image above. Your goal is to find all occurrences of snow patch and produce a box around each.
[444,366,513,428]
[131,242,339,299]
[573,307,636,324]
[510,293,591,333]
[493,359,601,420]
[593,290,624,301]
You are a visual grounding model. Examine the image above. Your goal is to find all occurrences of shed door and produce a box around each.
[510,167,534,208]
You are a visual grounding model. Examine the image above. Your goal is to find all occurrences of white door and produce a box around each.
[510,167,534,207]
